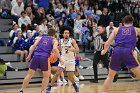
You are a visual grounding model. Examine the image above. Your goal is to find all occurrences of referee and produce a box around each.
[91,25,109,83]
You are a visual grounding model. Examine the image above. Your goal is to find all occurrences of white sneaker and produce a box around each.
[79,65,83,69]
[74,75,79,82]
[63,79,67,83]
[57,79,62,83]
[98,64,103,68]
[50,74,54,79]
[79,75,84,80]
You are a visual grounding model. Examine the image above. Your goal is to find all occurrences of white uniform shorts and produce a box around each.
[58,58,75,71]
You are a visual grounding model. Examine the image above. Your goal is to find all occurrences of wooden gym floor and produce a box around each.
[0,79,140,93]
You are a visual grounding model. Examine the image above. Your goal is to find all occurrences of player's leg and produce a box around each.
[18,56,39,93]
[101,53,118,82]
[46,68,63,93]
[18,68,36,93]
[127,49,140,80]
[102,68,117,92]
[41,70,51,92]
[50,68,63,85]
[66,61,79,92]
[130,66,140,79]
[102,48,122,92]
[60,71,67,83]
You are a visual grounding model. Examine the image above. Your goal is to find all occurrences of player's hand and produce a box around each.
[26,55,31,62]
[101,50,107,55]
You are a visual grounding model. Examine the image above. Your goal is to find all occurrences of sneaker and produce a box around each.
[113,74,118,82]
[50,74,54,79]
[79,65,83,69]
[63,79,67,83]
[73,83,79,92]
[46,85,52,93]
[18,90,23,93]
[74,75,79,82]
[79,75,84,80]
[57,78,62,83]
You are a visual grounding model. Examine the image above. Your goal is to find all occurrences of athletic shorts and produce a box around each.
[58,57,75,71]
[29,55,50,71]
[110,47,139,71]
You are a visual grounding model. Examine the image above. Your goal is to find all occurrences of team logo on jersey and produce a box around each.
[122,28,131,35]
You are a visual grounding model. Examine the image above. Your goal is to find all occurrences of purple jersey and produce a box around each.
[114,26,136,50]
[34,36,53,57]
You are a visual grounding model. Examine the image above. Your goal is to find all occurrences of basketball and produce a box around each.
[49,53,58,63]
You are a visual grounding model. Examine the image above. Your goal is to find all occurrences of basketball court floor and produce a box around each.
[0,79,140,93]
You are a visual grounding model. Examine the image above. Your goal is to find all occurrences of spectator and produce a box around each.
[21,24,27,39]
[32,24,40,38]
[1,0,12,16]
[39,19,48,35]
[106,21,116,38]
[25,6,35,21]
[33,7,46,24]
[8,24,18,46]
[11,0,24,7]
[18,11,31,28]
[11,0,24,23]
[54,3,64,19]
[48,19,58,31]
[99,7,110,27]
[24,0,35,15]
[74,14,87,42]
[24,31,34,51]
[13,31,28,62]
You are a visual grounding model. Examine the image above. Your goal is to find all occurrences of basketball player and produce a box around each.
[101,15,140,93]
[46,26,80,92]
[18,28,63,93]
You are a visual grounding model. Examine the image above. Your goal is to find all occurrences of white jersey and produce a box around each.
[60,38,75,61]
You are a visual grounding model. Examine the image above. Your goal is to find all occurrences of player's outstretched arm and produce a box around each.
[67,39,79,53]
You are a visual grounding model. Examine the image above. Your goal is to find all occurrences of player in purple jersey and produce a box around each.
[101,15,140,93]
[18,28,64,93]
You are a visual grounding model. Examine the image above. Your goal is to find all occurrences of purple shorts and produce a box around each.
[110,48,140,71]
[29,55,50,71]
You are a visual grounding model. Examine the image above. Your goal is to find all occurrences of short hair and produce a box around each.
[123,15,134,24]
[21,11,26,15]
[98,24,105,28]
[48,28,56,36]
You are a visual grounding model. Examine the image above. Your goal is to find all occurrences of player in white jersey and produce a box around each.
[46,26,80,93]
